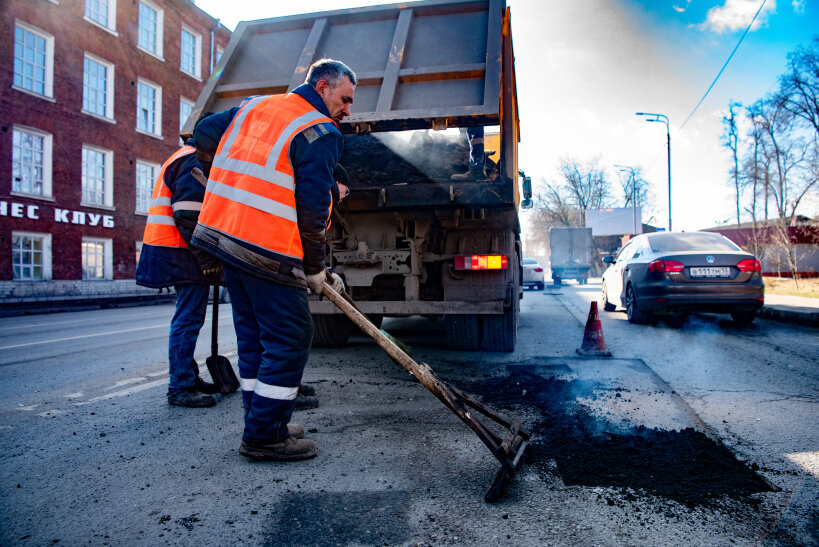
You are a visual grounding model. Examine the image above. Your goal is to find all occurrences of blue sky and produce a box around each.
[194,0,817,233]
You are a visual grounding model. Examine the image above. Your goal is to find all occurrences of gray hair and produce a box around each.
[305,58,357,88]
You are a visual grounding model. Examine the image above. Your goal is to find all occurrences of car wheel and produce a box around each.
[731,311,756,324]
[601,282,616,312]
[665,314,687,328]
[625,285,653,324]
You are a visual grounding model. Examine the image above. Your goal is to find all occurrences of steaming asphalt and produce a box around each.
[0,281,816,545]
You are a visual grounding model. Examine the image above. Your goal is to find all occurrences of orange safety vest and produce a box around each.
[197,94,334,260]
[141,146,196,249]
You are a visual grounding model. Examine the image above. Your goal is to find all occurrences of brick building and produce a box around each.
[0,0,230,310]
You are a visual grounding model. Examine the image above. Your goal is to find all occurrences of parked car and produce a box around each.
[600,232,764,325]
[522,258,545,290]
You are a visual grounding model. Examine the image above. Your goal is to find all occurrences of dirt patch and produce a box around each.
[461,368,773,507]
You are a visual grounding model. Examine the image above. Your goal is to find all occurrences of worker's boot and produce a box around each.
[294,393,319,410]
[194,376,220,394]
[238,436,318,461]
[451,165,486,181]
[168,390,216,408]
[298,384,316,396]
[287,423,305,439]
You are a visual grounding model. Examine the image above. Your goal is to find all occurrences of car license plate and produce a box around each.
[689,267,731,277]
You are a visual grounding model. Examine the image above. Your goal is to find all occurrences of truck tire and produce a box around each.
[446,314,480,350]
[481,259,519,352]
[311,314,355,347]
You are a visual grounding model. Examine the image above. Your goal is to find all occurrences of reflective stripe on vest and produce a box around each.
[197,94,334,260]
[141,146,196,248]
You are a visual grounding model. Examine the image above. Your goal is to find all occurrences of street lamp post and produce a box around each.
[636,112,671,232]
[614,164,637,234]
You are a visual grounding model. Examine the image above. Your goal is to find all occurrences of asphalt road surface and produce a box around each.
[1,280,816,546]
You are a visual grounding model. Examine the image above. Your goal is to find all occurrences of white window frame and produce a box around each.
[179,97,194,144]
[82,237,113,280]
[84,0,118,34]
[137,0,164,60]
[82,53,115,121]
[136,78,162,138]
[81,144,114,208]
[13,20,55,99]
[11,231,52,281]
[180,25,202,80]
[11,125,53,199]
[135,159,159,214]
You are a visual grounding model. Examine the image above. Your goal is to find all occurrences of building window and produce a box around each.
[82,238,112,280]
[85,0,116,31]
[12,126,53,198]
[136,79,162,136]
[82,145,114,207]
[82,54,115,119]
[13,22,54,98]
[135,160,157,214]
[179,97,194,144]
[137,0,163,58]
[215,46,224,66]
[12,232,52,281]
[135,240,143,265]
[180,26,201,79]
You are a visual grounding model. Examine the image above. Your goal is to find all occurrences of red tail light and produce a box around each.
[648,259,685,273]
[534,267,543,272]
[737,259,762,272]
[454,255,508,270]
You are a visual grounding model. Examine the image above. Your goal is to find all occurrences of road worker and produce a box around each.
[136,118,225,408]
[191,58,356,461]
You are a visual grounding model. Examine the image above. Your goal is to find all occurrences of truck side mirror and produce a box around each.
[602,256,614,264]
[520,198,533,210]
[522,176,532,200]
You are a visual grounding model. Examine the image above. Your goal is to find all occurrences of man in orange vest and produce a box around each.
[136,127,224,408]
[192,59,355,461]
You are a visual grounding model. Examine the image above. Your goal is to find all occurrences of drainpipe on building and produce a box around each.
[210,20,220,74]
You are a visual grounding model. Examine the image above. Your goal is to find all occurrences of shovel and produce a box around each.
[206,285,240,394]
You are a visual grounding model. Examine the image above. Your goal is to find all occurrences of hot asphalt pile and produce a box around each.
[461,367,774,508]
[340,132,474,186]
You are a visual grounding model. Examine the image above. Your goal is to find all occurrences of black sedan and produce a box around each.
[600,232,764,325]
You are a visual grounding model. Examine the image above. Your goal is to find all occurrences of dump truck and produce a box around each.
[549,227,593,285]
[184,0,531,352]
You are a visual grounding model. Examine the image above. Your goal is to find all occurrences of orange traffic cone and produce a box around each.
[576,301,612,357]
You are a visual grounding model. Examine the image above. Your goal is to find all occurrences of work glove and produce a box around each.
[327,271,345,294]
[306,271,327,295]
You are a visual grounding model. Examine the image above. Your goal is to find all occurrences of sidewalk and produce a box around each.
[760,293,819,326]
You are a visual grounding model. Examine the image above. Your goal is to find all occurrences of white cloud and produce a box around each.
[702,0,776,34]
[791,0,805,13]
[673,0,692,13]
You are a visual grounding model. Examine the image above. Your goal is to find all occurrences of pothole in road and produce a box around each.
[461,365,774,508]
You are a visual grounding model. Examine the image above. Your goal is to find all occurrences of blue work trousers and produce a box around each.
[223,263,314,445]
[168,283,209,396]
[467,126,485,170]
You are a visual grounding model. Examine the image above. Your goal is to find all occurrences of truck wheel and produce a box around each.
[481,262,519,352]
[446,314,480,350]
[311,314,354,347]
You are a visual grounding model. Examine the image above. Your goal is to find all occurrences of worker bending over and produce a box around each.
[136,127,225,408]
[192,58,355,461]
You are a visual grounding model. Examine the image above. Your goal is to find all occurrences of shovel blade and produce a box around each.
[206,355,240,394]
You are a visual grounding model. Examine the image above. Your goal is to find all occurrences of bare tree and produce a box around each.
[723,100,742,225]
[775,36,819,141]
[556,156,612,224]
[616,166,653,210]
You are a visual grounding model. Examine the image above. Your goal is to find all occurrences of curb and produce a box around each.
[758,306,819,327]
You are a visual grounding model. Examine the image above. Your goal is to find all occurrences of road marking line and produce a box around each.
[106,377,148,390]
[0,324,170,350]
[74,378,167,405]
[146,370,168,377]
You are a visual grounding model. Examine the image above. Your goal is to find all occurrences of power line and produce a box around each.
[679,0,767,130]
